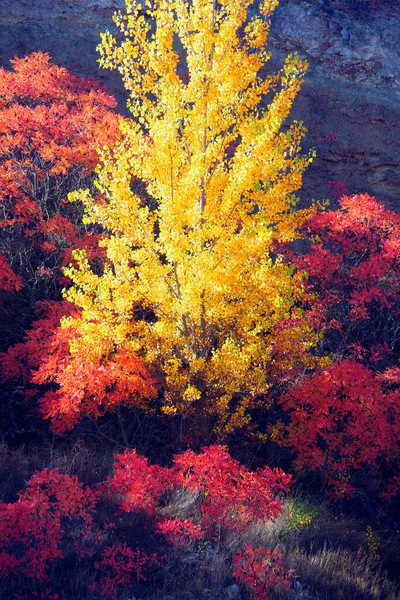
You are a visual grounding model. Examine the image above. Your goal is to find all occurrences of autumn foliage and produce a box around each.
[295,194,400,358]
[0,447,290,598]
[233,545,292,600]
[1,0,400,597]
[92,544,159,599]
[278,359,400,498]
[57,0,315,440]
[274,193,400,499]
[1,298,156,432]
[0,255,23,292]
[106,447,174,515]
[0,52,120,302]
[0,469,96,582]
[107,445,291,538]
[172,445,291,532]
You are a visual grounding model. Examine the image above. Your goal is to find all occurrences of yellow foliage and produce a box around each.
[65,0,317,438]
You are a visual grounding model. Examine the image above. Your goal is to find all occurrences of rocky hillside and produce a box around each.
[1,0,399,209]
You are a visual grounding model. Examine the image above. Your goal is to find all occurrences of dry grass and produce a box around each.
[287,546,399,600]
[0,441,43,501]
[140,494,400,600]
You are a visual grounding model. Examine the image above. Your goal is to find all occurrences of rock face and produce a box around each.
[0,0,124,23]
[271,0,400,210]
[0,0,399,210]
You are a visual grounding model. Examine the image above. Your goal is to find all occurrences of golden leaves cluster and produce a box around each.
[66,0,316,436]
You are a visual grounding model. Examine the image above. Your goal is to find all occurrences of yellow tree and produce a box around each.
[56,0,317,439]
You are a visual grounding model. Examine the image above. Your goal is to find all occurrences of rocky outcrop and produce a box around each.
[269,0,400,210]
[272,0,400,90]
[0,0,399,210]
[0,0,125,24]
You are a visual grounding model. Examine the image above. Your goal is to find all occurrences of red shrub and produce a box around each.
[174,445,291,532]
[278,360,400,499]
[0,469,96,582]
[107,449,174,515]
[296,194,400,356]
[233,544,291,600]
[0,52,120,295]
[0,255,23,291]
[93,543,158,599]
[1,300,157,432]
[156,518,204,548]
[108,445,291,542]
[278,195,400,499]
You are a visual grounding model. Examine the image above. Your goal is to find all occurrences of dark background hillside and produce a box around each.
[0,0,399,210]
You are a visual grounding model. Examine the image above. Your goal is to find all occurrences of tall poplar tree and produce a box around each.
[43,0,317,438]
